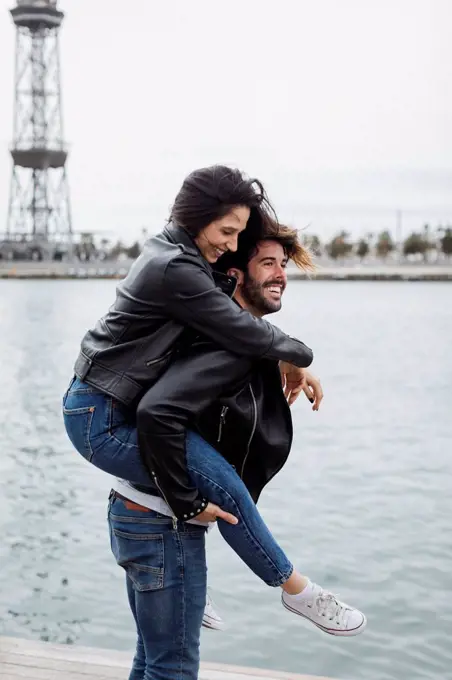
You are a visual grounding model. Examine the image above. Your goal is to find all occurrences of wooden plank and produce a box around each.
[0,636,334,680]
[0,637,129,667]
[0,665,122,680]
[0,653,126,678]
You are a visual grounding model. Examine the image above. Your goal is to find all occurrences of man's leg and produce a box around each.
[125,575,147,680]
[108,494,207,680]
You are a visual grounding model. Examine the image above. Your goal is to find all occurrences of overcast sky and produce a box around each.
[0,0,451,242]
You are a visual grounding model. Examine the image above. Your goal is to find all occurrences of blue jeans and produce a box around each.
[63,377,293,586]
[108,493,207,680]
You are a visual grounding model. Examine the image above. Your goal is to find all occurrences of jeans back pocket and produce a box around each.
[110,526,165,591]
[63,405,95,462]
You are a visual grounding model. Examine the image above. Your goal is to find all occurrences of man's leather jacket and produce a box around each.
[74,223,313,407]
[133,337,293,518]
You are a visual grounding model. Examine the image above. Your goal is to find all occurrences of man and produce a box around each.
[108,227,363,680]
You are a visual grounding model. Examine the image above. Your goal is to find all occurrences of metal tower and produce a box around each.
[5,0,72,260]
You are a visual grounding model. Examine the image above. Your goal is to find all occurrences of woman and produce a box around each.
[67,165,314,524]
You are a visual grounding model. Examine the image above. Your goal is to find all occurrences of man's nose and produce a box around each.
[275,265,287,283]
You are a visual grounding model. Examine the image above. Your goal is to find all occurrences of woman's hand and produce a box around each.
[196,502,238,525]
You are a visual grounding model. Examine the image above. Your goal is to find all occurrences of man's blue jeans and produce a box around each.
[108,493,207,680]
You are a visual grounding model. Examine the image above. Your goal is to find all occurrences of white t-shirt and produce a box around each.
[112,478,212,528]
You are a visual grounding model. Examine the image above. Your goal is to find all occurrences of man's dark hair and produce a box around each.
[215,223,315,274]
[169,165,277,237]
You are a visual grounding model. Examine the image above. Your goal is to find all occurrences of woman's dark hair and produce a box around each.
[169,165,278,239]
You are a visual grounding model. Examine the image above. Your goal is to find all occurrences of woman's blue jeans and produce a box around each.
[63,377,293,585]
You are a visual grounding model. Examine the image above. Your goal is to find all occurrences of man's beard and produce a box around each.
[241,273,283,315]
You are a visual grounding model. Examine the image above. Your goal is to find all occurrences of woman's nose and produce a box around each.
[226,235,239,252]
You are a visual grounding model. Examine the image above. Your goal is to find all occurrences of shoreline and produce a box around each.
[1,262,451,281]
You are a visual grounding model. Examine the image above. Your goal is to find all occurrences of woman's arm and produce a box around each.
[163,255,313,368]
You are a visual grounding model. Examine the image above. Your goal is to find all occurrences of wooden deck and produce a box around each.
[0,635,334,680]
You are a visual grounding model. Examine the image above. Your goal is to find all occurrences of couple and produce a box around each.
[63,165,366,680]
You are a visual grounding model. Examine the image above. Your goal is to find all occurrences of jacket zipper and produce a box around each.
[145,350,173,367]
[217,406,229,442]
[262,394,293,489]
[151,472,178,530]
[240,384,257,478]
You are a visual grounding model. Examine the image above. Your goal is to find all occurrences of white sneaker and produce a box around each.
[202,592,224,631]
[281,582,366,636]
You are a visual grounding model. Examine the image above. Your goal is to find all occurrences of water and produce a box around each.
[0,279,451,680]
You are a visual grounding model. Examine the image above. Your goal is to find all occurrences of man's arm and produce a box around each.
[164,255,314,368]
[136,339,253,520]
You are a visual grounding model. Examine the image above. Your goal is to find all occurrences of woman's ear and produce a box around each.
[227,268,244,285]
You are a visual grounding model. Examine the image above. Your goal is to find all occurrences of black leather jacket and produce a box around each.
[197,358,293,505]
[74,223,313,407]
[133,337,293,517]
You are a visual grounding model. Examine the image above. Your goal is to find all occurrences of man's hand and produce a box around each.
[196,502,238,525]
[279,361,307,406]
[302,370,323,411]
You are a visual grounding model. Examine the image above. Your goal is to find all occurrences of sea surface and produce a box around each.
[0,279,451,680]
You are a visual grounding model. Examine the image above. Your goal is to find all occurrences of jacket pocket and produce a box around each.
[110,527,164,591]
[63,405,95,462]
[145,349,174,367]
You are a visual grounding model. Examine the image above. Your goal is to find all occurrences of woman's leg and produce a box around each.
[63,377,151,484]
[185,430,298,588]
[66,380,366,636]
[185,431,367,637]
[63,379,301,589]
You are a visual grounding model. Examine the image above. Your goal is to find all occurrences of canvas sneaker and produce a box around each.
[202,592,224,631]
[281,582,366,636]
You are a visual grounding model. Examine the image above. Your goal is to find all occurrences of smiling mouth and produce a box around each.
[266,285,284,297]
[213,248,227,258]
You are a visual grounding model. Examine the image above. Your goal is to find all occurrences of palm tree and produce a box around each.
[438,227,452,259]
[326,231,353,261]
[403,232,430,261]
[375,231,395,260]
[356,238,370,261]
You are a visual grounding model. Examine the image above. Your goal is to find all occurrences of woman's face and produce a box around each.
[195,205,250,263]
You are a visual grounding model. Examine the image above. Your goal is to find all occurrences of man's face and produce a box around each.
[238,240,288,315]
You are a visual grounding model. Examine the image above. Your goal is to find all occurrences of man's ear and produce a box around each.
[227,268,244,285]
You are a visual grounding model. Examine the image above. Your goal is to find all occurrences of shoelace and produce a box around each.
[315,590,348,623]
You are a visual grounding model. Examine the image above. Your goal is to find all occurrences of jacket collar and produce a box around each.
[163,221,237,298]
[163,222,201,258]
